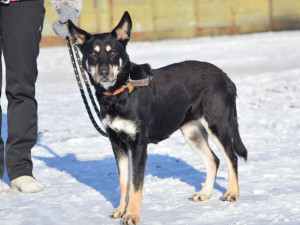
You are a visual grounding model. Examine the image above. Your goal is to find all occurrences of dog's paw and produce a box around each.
[189,192,211,202]
[222,192,238,202]
[121,213,140,225]
[110,207,124,219]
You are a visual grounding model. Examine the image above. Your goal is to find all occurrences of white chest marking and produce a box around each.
[100,81,114,90]
[102,116,137,138]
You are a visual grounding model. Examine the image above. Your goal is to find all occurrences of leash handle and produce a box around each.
[66,36,108,137]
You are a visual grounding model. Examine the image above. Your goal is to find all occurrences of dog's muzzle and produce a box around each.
[99,68,110,78]
[97,67,111,82]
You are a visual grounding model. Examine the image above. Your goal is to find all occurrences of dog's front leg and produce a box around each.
[110,139,130,219]
[122,141,147,225]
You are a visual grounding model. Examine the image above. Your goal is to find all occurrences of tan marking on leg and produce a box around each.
[200,117,239,201]
[211,136,239,201]
[181,121,218,201]
[111,156,129,219]
[122,182,143,225]
[222,166,239,201]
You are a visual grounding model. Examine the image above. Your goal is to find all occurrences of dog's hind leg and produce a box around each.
[181,121,220,201]
[200,117,240,202]
[110,139,130,219]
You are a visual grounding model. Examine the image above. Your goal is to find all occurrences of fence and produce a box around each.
[42,0,300,46]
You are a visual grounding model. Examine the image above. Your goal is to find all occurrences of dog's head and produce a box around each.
[68,11,132,91]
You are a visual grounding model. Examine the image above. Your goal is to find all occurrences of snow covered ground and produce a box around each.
[1,30,300,225]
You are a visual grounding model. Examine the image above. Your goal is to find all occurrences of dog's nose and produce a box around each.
[99,68,110,76]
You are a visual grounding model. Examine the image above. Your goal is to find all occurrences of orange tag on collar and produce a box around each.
[103,84,134,96]
[127,84,134,93]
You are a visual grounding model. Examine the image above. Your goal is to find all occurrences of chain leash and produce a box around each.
[66,36,108,137]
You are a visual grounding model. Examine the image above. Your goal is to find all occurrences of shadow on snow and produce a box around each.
[1,114,226,208]
[35,136,226,208]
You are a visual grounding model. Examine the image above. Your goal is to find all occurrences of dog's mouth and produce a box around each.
[89,64,120,90]
[84,58,123,90]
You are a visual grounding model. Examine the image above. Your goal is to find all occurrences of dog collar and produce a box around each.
[126,77,150,87]
[103,83,134,96]
[103,77,150,96]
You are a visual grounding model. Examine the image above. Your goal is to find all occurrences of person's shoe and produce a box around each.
[11,176,44,193]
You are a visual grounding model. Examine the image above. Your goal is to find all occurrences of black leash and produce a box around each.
[66,36,108,137]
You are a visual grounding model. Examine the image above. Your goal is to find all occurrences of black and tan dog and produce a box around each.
[68,11,247,225]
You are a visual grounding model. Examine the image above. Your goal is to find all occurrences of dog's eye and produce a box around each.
[90,51,97,56]
[110,51,117,56]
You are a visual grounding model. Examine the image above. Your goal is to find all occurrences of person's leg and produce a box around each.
[0,6,3,193]
[1,1,45,192]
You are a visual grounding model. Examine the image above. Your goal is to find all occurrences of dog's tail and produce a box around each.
[230,107,248,161]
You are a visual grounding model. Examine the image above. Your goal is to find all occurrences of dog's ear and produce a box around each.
[111,11,132,47]
[67,20,92,51]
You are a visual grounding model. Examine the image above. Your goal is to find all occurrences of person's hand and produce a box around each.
[52,6,78,38]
